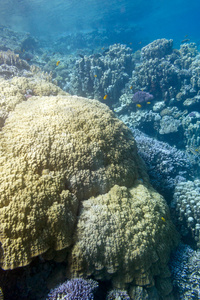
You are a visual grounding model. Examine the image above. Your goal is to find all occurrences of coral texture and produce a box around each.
[62,44,135,104]
[0,76,65,129]
[0,50,31,78]
[69,184,178,288]
[106,289,130,300]
[0,78,178,294]
[47,278,98,300]
[141,39,173,60]
[131,129,192,198]
[0,89,143,270]
[169,243,200,299]
[171,180,200,248]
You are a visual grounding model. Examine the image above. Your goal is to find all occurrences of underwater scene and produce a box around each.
[0,0,200,299]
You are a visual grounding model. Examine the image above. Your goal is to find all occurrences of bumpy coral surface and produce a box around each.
[62,44,135,104]
[131,129,192,198]
[47,278,98,300]
[0,78,178,293]
[106,289,130,300]
[141,39,173,60]
[70,184,178,288]
[0,76,65,129]
[169,243,200,299]
[0,50,31,79]
[171,180,200,248]
[0,79,141,270]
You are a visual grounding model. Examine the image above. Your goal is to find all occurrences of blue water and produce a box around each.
[1,0,200,47]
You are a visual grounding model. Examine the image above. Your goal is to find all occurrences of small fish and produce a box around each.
[78,54,84,58]
[161,217,166,222]
[56,61,60,66]
[130,85,133,90]
[103,95,108,100]
[136,104,142,108]
[94,74,97,78]
[101,47,104,50]
[129,42,132,45]
[138,41,142,44]
[147,102,151,104]
[181,39,190,44]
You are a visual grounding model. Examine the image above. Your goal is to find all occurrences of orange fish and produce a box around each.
[136,104,142,108]
[56,61,60,66]
[147,102,151,104]
[130,85,133,90]
[103,95,108,100]
[161,217,166,222]
[94,74,97,78]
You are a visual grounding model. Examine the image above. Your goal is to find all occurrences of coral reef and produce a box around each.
[171,179,200,248]
[129,286,160,300]
[69,184,178,290]
[0,89,140,269]
[0,26,29,52]
[169,243,200,299]
[47,278,98,300]
[130,40,180,101]
[131,129,192,198]
[132,91,154,104]
[182,113,200,151]
[0,50,31,78]
[159,115,182,136]
[115,39,200,149]
[61,44,135,104]
[106,289,130,300]
[141,39,173,60]
[0,77,178,297]
[0,76,65,129]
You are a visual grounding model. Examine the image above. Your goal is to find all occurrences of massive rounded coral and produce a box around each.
[0,78,178,294]
[0,85,141,270]
[69,184,178,288]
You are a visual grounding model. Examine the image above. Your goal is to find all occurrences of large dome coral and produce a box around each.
[0,77,178,292]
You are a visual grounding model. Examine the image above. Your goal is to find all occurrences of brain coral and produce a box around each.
[0,78,178,293]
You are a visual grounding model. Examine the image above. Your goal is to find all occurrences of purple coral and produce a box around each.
[132,91,154,104]
[46,278,98,300]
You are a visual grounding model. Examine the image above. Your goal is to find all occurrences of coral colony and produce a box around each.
[1,29,200,299]
[132,91,154,104]
[47,278,99,300]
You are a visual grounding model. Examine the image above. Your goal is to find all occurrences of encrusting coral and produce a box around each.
[0,77,178,294]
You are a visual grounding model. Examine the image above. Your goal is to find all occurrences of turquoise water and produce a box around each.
[1,0,200,46]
